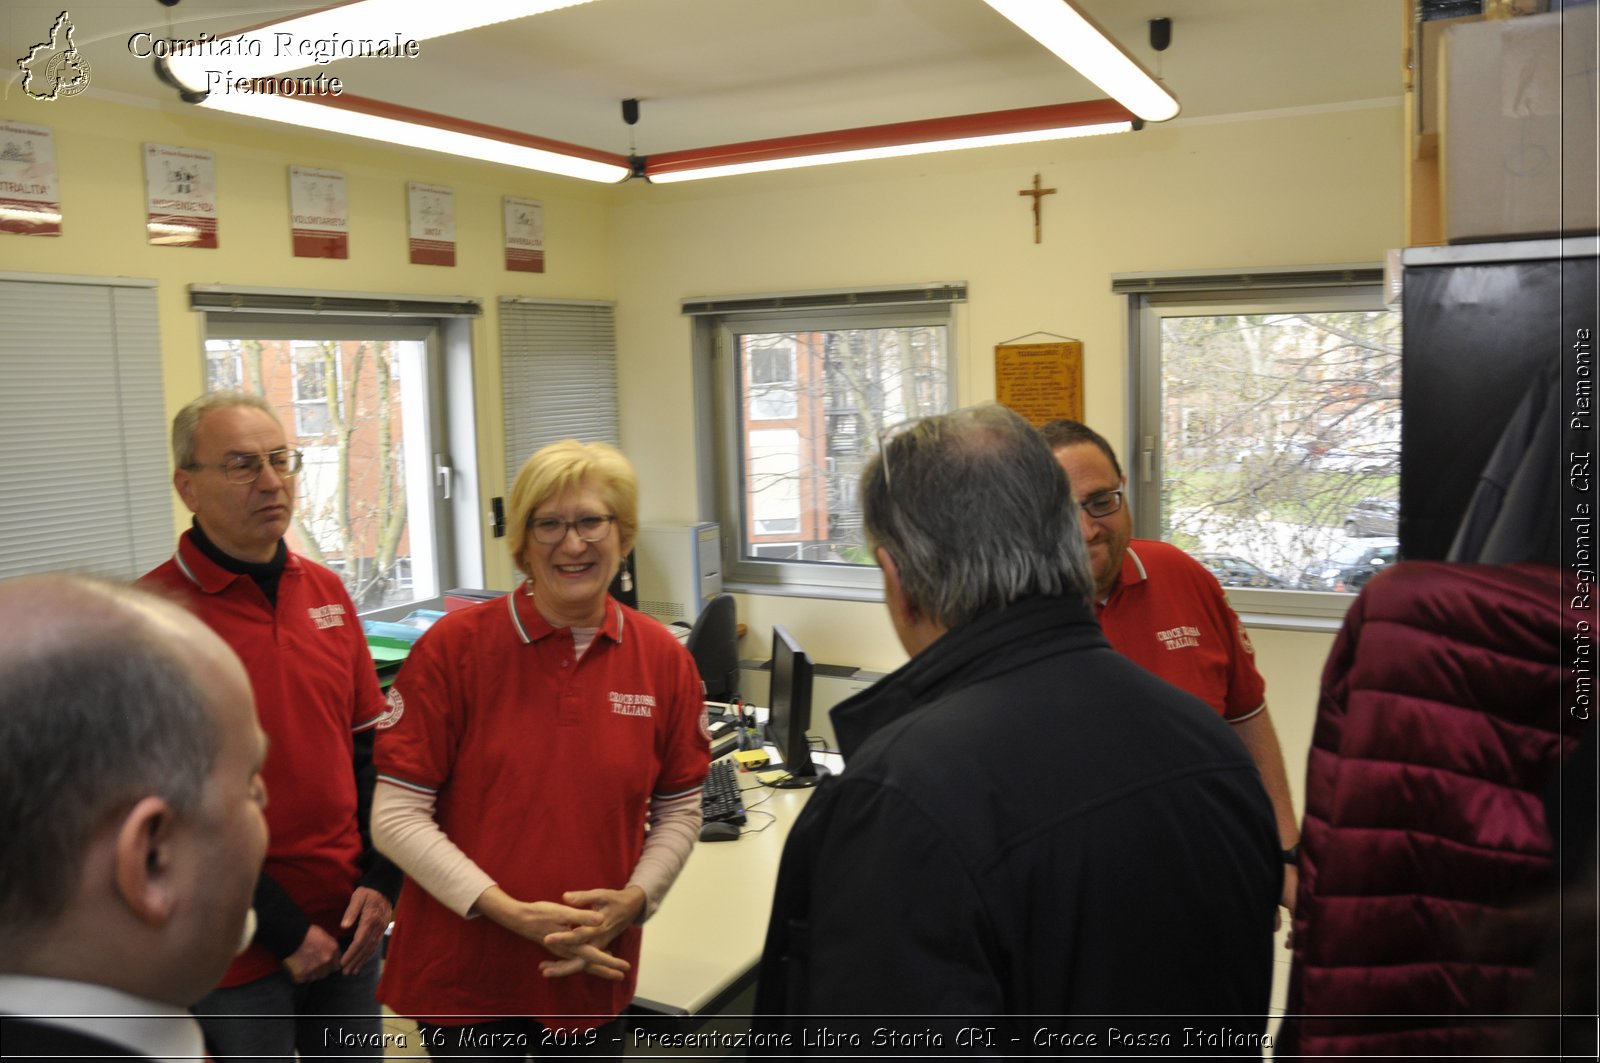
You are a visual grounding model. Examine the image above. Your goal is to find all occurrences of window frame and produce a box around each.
[194,288,484,621]
[696,293,963,599]
[1125,269,1396,626]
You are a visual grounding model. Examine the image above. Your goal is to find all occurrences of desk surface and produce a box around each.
[631,749,840,1015]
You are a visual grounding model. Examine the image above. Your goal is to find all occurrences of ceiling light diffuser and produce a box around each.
[983,0,1179,122]
[201,91,632,184]
[162,0,600,96]
[645,100,1137,183]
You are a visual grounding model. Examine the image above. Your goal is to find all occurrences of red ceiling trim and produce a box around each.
[643,98,1138,177]
[308,91,634,168]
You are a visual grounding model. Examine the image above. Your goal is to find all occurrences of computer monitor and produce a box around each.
[766,624,830,788]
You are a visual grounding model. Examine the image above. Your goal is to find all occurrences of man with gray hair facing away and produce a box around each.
[0,575,268,1061]
[754,404,1280,1045]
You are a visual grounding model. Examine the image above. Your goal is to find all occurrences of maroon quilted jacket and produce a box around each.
[1278,561,1577,1057]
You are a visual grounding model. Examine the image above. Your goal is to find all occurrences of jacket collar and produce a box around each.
[172,528,301,595]
[830,593,1104,759]
[505,580,625,646]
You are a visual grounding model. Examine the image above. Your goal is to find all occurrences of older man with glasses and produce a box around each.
[140,391,399,1060]
[1041,418,1301,924]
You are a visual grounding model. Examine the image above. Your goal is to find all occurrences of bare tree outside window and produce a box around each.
[737,325,949,566]
[204,337,419,610]
[1158,308,1401,593]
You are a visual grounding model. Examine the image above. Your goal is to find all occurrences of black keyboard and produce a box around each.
[701,759,746,825]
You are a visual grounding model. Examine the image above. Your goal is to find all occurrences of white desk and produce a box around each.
[630,749,841,1016]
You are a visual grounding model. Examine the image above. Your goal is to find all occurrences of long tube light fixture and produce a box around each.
[194,90,632,184]
[982,0,1179,122]
[645,99,1137,184]
[161,0,600,96]
[151,0,1163,185]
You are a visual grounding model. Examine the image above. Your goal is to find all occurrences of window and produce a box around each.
[289,341,339,438]
[747,337,798,420]
[689,285,964,595]
[195,287,485,619]
[1122,267,1400,620]
[206,346,244,391]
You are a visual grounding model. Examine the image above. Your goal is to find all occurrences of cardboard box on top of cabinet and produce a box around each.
[1440,5,1598,243]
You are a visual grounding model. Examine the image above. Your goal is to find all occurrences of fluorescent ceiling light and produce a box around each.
[983,0,1179,122]
[648,123,1131,183]
[646,99,1136,184]
[163,0,599,95]
[200,92,631,184]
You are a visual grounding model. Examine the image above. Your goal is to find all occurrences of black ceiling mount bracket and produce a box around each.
[622,98,641,125]
[153,54,208,104]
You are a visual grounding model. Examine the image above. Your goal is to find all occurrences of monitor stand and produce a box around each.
[774,763,832,789]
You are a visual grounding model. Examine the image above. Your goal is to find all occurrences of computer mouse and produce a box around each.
[699,820,741,842]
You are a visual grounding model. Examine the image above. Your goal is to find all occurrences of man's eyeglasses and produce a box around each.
[1080,490,1124,519]
[528,514,617,545]
[189,449,304,485]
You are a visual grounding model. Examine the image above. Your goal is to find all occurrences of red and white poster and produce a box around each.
[504,196,544,273]
[289,166,348,259]
[144,143,218,248]
[407,181,454,266]
[0,120,62,236]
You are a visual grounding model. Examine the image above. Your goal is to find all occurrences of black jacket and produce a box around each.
[753,594,1280,1047]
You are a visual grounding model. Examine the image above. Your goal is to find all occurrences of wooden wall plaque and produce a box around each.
[995,341,1082,426]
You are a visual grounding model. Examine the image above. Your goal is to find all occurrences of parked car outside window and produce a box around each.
[1195,553,1287,589]
[1345,496,1399,537]
[1300,539,1399,593]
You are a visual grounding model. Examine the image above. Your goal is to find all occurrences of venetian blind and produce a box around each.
[500,299,619,475]
[0,277,171,580]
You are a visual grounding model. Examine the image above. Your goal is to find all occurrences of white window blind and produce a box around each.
[500,299,618,474]
[0,278,170,580]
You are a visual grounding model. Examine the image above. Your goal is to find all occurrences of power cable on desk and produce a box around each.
[736,808,779,836]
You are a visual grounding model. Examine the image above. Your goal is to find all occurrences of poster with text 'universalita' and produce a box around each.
[0,120,61,237]
[504,196,545,273]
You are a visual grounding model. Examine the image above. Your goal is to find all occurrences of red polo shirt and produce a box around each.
[1096,540,1266,722]
[141,532,385,985]
[375,586,708,1029]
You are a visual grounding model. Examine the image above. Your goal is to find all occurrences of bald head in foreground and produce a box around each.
[0,575,268,1061]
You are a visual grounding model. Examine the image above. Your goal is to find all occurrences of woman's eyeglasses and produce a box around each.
[528,514,617,544]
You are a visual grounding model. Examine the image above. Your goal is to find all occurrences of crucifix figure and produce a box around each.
[1017,172,1057,244]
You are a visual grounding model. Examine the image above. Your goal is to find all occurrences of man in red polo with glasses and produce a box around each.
[141,392,397,1058]
[1042,419,1300,921]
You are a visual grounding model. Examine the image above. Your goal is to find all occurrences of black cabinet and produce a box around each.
[1399,238,1598,561]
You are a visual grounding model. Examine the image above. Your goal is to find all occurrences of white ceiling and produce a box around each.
[20,0,1403,163]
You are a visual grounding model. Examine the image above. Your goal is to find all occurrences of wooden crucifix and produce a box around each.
[1017,173,1057,244]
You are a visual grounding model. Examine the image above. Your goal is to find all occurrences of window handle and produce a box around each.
[434,454,453,500]
[1140,436,1155,483]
